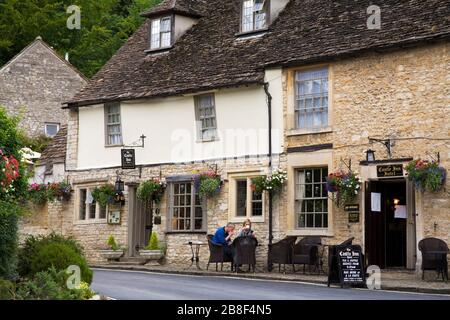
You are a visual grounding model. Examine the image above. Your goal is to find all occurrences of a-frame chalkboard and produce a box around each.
[328,244,366,288]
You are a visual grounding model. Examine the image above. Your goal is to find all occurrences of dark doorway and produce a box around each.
[365,179,407,269]
[129,186,152,257]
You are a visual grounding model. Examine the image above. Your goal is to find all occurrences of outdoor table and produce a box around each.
[186,241,207,270]
[425,250,449,282]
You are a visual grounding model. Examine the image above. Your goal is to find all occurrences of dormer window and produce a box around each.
[241,0,269,33]
[150,16,172,50]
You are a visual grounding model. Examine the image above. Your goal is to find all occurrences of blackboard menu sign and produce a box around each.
[337,246,365,285]
[377,164,403,177]
[121,149,136,169]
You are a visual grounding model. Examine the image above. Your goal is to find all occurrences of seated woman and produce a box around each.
[237,219,256,239]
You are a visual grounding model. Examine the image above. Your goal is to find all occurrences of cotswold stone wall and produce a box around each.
[283,41,449,264]
[0,39,86,137]
[19,154,286,268]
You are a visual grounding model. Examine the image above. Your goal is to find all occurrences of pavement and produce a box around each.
[91,268,450,300]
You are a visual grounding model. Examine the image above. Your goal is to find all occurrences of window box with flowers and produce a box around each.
[405,159,446,192]
[326,170,361,207]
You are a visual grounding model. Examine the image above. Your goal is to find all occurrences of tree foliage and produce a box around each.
[0,0,162,78]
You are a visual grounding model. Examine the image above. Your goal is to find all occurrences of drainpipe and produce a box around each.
[264,82,273,271]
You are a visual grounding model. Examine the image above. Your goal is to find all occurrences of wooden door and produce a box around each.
[406,180,416,269]
[365,181,386,268]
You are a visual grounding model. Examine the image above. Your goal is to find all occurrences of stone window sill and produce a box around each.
[229,216,265,224]
[165,231,207,235]
[286,229,334,237]
[73,219,108,226]
[287,127,333,137]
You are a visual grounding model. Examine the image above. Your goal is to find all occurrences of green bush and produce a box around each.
[107,235,120,250]
[18,232,84,277]
[0,279,15,300]
[15,267,94,300]
[0,202,19,280]
[145,232,159,250]
[29,243,92,284]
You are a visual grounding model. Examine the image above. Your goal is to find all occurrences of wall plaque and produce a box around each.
[345,204,360,223]
[108,211,121,225]
[377,164,403,177]
[121,149,136,169]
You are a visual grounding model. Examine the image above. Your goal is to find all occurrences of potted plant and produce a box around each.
[56,181,72,201]
[138,232,165,265]
[251,168,287,195]
[326,170,361,207]
[194,171,223,199]
[405,159,446,192]
[99,235,125,262]
[91,184,116,208]
[137,179,165,204]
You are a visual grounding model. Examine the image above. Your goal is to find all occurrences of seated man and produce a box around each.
[212,222,235,260]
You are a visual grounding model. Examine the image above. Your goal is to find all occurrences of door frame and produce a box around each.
[364,177,416,269]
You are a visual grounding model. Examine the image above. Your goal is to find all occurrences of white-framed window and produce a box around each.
[105,102,123,146]
[295,68,329,129]
[229,174,265,221]
[168,181,204,232]
[78,187,107,222]
[44,123,60,137]
[241,0,269,33]
[295,167,328,229]
[150,16,172,50]
[195,94,218,142]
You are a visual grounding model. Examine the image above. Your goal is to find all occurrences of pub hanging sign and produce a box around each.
[121,149,136,170]
[377,164,403,178]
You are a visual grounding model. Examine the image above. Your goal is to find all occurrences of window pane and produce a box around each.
[89,202,96,219]
[79,189,86,220]
[99,206,107,219]
[171,182,202,231]
[296,168,329,228]
[295,68,329,129]
[236,180,247,217]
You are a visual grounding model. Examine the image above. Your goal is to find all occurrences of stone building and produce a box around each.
[20,0,449,274]
[0,37,87,137]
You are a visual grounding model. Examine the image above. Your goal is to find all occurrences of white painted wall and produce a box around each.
[30,163,65,184]
[174,15,198,42]
[77,85,283,170]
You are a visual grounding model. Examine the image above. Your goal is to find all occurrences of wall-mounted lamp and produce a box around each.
[365,149,376,162]
[115,177,125,193]
[393,198,400,206]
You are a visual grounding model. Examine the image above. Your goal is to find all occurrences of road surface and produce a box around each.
[91,269,450,300]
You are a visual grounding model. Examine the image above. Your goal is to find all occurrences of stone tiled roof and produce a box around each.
[141,0,207,18]
[67,0,450,107]
[39,126,67,165]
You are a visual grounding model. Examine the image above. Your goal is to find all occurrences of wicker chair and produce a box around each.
[418,237,449,282]
[268,236,297,273]
[292,236,322,274]
[206,234,233,271]
[232,236,258,273]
